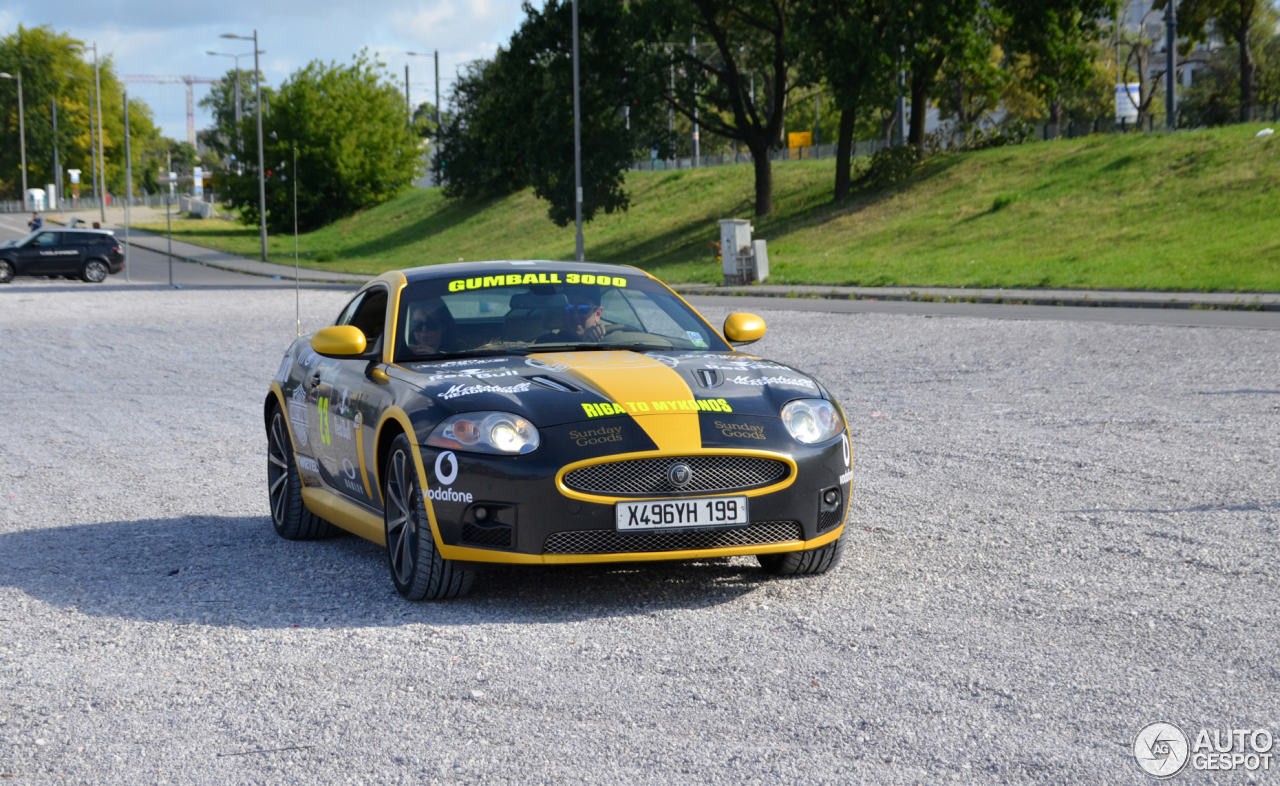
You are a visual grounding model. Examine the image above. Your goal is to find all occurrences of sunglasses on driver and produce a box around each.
[411,313,446,332]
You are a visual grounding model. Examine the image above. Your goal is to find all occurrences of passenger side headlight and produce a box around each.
[781,399,844,444]
[427,412,540,454]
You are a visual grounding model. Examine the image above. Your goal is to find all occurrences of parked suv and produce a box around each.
[0,228,125,284]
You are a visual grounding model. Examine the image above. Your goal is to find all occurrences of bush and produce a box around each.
[860,145,921,188]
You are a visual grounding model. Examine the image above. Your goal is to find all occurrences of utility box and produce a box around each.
[719,218,768,285]
[25,188,45,212]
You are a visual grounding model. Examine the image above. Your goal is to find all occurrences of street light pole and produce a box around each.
[123,87,132,283]
[1166,0,1178,130]
[51,99,59,209]
[0,72,25,205]
[572,0,584,262]
[434,50,440,127]
[224,31,269,261]
[93,43,106,224]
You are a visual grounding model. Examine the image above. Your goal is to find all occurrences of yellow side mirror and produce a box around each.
[311,325,368,357]
[723,313,766,345]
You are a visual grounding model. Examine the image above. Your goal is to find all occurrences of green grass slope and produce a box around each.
[139,122,1280,290]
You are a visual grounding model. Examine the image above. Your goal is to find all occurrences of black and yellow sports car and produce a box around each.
[264,261,852,599]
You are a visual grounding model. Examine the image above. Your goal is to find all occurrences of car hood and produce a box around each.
[390,349,827,428]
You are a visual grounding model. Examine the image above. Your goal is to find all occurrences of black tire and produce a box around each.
[81,259,109,283]
[267,404,338,540]
[757,533,847,576]
[0,260,13,284]
[383,434,475,600]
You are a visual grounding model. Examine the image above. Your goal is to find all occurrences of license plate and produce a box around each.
[615,496,749,532]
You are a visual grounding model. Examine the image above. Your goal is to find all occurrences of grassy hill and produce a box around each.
[139,122,1280,291]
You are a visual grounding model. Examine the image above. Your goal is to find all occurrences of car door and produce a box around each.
[307,285,392,510]
[19,232,65,275]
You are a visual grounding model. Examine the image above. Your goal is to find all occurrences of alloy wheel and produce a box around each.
[385,449,419,586]
[83,260,108,283]
[0,261,13,284]
[267,412,291,528]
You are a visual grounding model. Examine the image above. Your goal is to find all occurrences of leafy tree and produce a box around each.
[0,25,161,201]
[1172,0,1276,121]
[197,68,273,169]
[633,0,806,217]
[223,51,420,232]
[437,0,669,226]
[998,0,1119,131]
[887,0,986,153]
[794,0,895,200]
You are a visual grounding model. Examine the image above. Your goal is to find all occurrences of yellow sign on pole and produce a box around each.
[788,132,813,149]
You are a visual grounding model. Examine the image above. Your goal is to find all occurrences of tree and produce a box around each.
[999,0,1119,132]
[197,68,273,169]
[1116,0,1168,127]
[0,25,161,201]
[794,0,895,200]
[870,0,987,154]
[1174,0,1275,121]
[633,0,805,217]
[223,51,420,232]
[437,0,669,226]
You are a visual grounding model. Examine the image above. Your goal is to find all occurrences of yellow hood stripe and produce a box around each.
[526,351,700,451]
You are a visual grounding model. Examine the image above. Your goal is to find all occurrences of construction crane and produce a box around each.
[124,75,220,146]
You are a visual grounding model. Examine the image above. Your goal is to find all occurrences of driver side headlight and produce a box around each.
[781,399,844,444]
[427,411,540,454]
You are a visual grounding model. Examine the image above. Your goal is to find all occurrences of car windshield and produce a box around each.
[393,269,731,362]
[8,231,39,247]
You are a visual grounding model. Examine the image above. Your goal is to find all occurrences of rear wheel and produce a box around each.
[757,533,846,576]
[81,259,109,283]
[384,434,474,600]
[0,260,13,284]
[267,403,337,540]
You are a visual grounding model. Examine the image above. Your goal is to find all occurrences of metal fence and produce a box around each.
[0,193,214,214]
[630,105,1280,172]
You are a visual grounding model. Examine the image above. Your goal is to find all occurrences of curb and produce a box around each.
[673,284,1280,312]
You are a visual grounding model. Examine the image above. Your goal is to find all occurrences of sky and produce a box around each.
[3,0,529,141]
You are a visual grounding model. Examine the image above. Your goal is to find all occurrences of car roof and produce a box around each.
[51,228,115,236]
[400,260,647,285]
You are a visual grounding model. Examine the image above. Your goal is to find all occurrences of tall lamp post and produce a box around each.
[222,31,268,262]
[67,41,106,222]
[0,72,25,207]
[571,0,583,262]
[1166,0,1178,129]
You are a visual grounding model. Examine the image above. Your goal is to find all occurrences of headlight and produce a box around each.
[781,399,844,444]
[426,411,540,454]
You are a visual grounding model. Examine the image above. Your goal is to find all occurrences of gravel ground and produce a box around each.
[1,284,1278,785]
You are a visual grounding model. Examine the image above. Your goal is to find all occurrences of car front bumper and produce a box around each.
[419,433,852,565]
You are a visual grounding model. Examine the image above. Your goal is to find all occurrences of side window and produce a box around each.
[349,288,388,343]
[335,294,364,327]
[33,233,61,247]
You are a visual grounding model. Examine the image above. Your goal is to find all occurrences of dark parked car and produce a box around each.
[0,228,125,284]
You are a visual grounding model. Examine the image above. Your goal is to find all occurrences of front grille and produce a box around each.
[462,522,513,548]
[818,507,844,533]
[543,521,803,554]
[563,455,789,496]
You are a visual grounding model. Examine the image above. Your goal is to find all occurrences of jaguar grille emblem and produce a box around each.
[668,463,693,488]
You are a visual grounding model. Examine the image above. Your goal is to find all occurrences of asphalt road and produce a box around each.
[0,214,352,291]
[1,285,1276,784]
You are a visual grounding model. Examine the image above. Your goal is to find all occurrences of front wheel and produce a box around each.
[81,259,109,283]
[0,260,13,284]
[757,533,846,576]
[384,434,474,600]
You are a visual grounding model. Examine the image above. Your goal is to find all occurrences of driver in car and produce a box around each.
[537,287,609,343]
